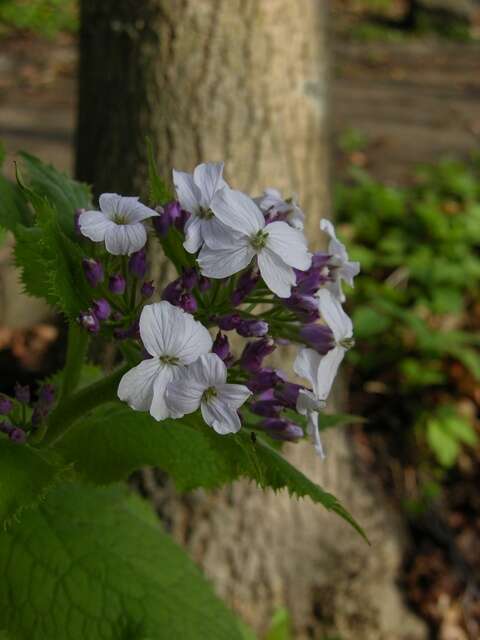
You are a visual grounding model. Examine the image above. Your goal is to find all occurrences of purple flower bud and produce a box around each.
[250,400,280,418]
[129,249,147,279]
[0,421,12,435]
[0,395,13,415]
[180,293,198,314]
[74,208,84,236]
[212,332,231,362]
[31,405,48,427]
[218,314,242,331]
[299,324,335,354]
[114,320,140,341]
[109,274,126,295]
[294,252,330,294]
[237,319,269,338]
[198,276,211,292]
[153,201,183,236]
[82,258,104,288]
[247,368,285,393]
[38,384,55,407]
[285,294,319,323]
[92,298,111,321]
[78,310,100,334]
[231,268,260,306]
[162,279,183,305]
[261,418,303,442]
[14,383,30,405]
[181,268,198,291]
[9,427,27,444]
[240,337,276,373]
[141,280,155,298]
[274,382,303,409]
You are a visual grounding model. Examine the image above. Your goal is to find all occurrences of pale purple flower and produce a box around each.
[165,353,251,435]
[198,188,312,298]
[118,301,212,421]
[320,219,360,303]
[79,193,158,256]
[172,162,230,253]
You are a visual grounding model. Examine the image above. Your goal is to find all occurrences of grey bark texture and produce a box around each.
[76,1,427,638]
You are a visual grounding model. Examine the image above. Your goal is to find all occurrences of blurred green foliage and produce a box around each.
[0,0,77,38]
[335,148,480,470]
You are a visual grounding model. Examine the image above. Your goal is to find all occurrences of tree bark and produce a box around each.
[76,2,427,638]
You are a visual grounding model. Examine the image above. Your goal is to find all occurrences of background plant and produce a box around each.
[335,141,480,490]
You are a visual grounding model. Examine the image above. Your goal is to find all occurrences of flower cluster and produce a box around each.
[0,383,56,444]
[73,162,360,456]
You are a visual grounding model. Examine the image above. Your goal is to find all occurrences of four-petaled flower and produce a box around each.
[320,218,360,303]
[256,188,305,230]
[118,301,212,420]
[79,193,158,255]
[173,162,230,253]
[293,288,354,457]
[198,188,312,298]
[166,353,251,434]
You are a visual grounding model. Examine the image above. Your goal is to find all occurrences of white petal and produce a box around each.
[317,289,353,342]
[339,260,361,287]
[266,221,311,270]
[174,317,213,364]
[165,373,204,418]
[184,353,226,387]
[258,188,283,211]
[201,398,242,435]
[117,358,161,412]
[201,218,242,250]
[78,210,114,242]
[104,222,147,255]
[294,348,321,389]
[198,242,254,279]
[99,193,122,215]
[257,248,296,298]
[296,389,324,415]
[211,188,264,235]
[172,170,201,214]
[116,197,158,223]
[139,301,187,357]
[183,215,203,253]
[193,162,227,207]
[319,218,337,241]
[150,365,176,421]
[307,411,326,459]
[216,383,251,410]
[314,345,345,401]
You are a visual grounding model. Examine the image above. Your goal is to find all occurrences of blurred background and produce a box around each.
[0,1,479,638]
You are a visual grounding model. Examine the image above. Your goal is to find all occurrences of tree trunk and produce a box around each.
[76,2,427,638]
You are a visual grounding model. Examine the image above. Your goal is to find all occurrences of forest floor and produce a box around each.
[1,21,480,640]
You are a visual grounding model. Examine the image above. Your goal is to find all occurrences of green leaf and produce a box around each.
[0,175,31,232]
[14,197,90,317]
[57,404,367,541]
[0,484,243,640]
[18,151,91,239]
[426,419,459,468]
[146,138,173,205]
[0,439,70,527]
[264,609,291,640]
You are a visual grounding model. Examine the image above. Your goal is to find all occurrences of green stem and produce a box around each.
[42,364,129,448]
[59,323,89,401]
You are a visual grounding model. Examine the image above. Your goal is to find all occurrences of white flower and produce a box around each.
[118,301,212,421]
[172,162,230,253]
[320,218,360,303]
[79,193,158,255]
[166,353,251,435]
[198,188,312,298]
[256,188,305,230]
[293,289,354,458]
